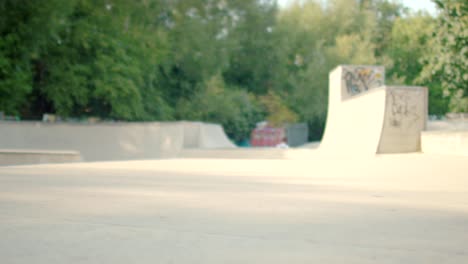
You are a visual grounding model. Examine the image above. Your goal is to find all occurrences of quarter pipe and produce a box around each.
[320,65,428,154]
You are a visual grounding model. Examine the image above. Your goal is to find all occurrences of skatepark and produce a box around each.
[1,65,467,263]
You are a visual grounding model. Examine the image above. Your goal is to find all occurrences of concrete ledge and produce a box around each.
[421,131,468,156]
[427,120,468,131]
[0,149,82,166]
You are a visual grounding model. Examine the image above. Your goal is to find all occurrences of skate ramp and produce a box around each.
[182,122,235,149]
[320,65,428,154]
[198,123,236,148]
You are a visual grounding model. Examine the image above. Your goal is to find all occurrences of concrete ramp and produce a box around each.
[198,123,236,148]
[182,122,235,149]
[320,65,428,154]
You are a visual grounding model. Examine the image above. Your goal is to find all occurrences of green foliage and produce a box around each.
[223,0,280,94]
[385,14,449,115]
[276,0,382,139]
[259,91,298,126]
[0,43,32,115]
[42,0,170,120]
[176,75,263,142]
[0,0,70,115]
[421,0,467,112]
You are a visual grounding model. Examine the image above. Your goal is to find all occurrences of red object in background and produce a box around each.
[250,126,285,147]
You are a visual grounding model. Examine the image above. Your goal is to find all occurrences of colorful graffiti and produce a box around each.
[342,66,384,96]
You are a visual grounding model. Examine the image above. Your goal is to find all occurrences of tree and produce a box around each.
[385,14,449,115]
[421,0,467,112]
[276,0,381,139]
[176,74,263,142]
[28,0,170,120]
[0,0,73,115]
[222,0,280,94]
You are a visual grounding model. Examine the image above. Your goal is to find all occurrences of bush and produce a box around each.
[176,75,264,143]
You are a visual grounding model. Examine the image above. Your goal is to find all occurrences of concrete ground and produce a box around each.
[1,153,468,263]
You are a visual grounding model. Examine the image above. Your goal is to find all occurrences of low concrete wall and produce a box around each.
[427,120,468,131]
[182,122,202,148]
[0,121,184,161]
[0,121,234,162]
[421,131,468,156]
[0,149,81,166]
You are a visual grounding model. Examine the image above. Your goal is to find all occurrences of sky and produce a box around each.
[277,0,437,14]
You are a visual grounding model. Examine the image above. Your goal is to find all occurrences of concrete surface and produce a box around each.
[179,147,320,160]
[180,148,289,159]
[320,65,427,154]
[1,154,468,264]
[0,149,81,166]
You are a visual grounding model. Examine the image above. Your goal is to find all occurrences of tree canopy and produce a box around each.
[421,0,467,112]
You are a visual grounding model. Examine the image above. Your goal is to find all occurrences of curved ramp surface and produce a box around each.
[199,123,236,149]
[320,65,427,154]
[182,122,236,149]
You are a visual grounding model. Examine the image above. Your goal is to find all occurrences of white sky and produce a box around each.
[277,0,437,14]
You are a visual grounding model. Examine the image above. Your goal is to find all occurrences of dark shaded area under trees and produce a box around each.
[0,0,465,142]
